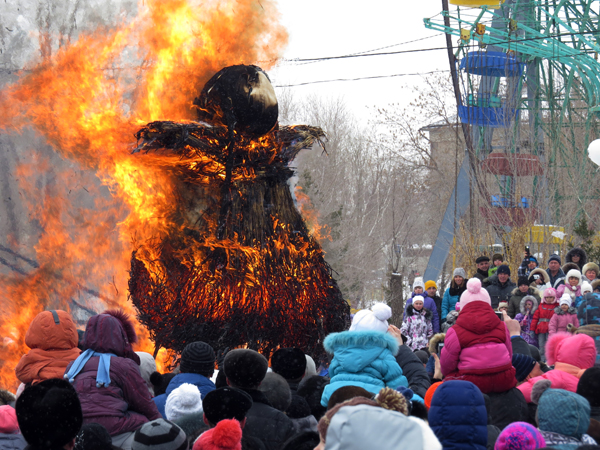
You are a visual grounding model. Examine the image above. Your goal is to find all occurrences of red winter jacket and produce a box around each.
[531,301,558,334]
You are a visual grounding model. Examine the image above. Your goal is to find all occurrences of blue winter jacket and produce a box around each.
[442,287,461,320]
[404,293,440,333]
[320,330,408,407]
[428,380,488,450]
[153,372,216,418]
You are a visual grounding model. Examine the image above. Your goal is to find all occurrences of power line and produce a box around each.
[274,70,449,88]
[281,30,600,64]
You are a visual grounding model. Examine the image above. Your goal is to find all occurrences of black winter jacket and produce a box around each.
[395,345,431,398]
[241,388,295,450]
[484,275,517,309]
[487,388,529,430]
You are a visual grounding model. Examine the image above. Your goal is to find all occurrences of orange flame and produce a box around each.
[295,186,331,242]
[0,0,287,390]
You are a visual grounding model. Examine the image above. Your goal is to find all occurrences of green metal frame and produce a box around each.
[424,0,600,224]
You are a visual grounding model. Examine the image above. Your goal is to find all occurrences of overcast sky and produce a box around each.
[271,1,449,126]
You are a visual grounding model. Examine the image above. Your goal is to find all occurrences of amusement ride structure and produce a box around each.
[423,0,600,280]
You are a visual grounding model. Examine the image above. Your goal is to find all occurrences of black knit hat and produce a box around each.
[271,348,307,380]
[497,265,511,276]
[202,387,253,424]
[180,341,215,375]
[518,276,529,287]
[577,367,600,407]
[75,423,115,450]
[512,353,536,382]
[223,349,268,388]
[16,378,83,449]
[132,419,187,450]
[548,254,562,265]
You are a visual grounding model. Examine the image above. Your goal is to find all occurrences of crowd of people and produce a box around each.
[1,247,600,450]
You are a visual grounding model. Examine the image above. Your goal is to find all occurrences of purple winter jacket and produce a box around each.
[66,312,161,436]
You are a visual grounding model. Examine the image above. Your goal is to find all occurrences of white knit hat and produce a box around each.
[559,294,572,308]
[581,281,593,294]
[165,383,203,421]
[349,303,392,333]
[413,295,425,305]
[566,269,582,283]
[413,278,425,290]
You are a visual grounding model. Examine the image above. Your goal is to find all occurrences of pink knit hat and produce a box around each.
[459,278,491,310]
[543,287,557,299]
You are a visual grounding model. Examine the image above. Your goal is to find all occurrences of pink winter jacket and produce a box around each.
[518,332,596,402]
[548,307,579,335]
[440,302,513,375]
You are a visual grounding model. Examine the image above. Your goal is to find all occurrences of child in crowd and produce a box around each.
[497,302,508,314]
[425,281,442,327]
[514,295,539,347]
[549,294,579,335]
[556,269,582,302]
[441,268,467,320]
[531,288,559,361]
[400,296,433,351]
[320,303,408,407]
[440,278,516,394]
[405,278,440,333]
[488,253,504,277]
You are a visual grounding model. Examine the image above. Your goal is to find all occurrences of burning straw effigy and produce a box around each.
[129,65,349,358]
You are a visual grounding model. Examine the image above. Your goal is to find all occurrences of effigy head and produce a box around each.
[194,64,278,137]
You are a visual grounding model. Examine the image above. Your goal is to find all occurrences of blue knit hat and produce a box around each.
[537,389,591,440]
[512,354,536,382]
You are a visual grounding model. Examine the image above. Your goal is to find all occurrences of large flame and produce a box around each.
[0,0,287,390]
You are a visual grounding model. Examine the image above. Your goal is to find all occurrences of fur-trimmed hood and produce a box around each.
[428,333,445,354]
[529,268,550,285]
[82,309,140,364]
[566,247,587,269]
[520,295,539,315]
[406,304,432,320]
[324,330,399,359]
[562,262,580,274]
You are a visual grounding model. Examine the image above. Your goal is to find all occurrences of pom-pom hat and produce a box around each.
[193,419,242,450]
[494,421,545,450]
[542,287,557,299]
[349,302,392,333]
[459,278,491,310]
[165,383,203,421]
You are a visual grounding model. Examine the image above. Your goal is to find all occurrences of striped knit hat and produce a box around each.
[180,341,215,375]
